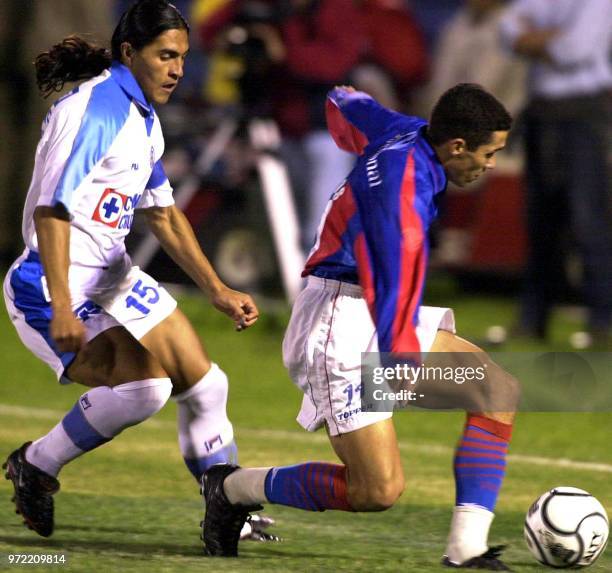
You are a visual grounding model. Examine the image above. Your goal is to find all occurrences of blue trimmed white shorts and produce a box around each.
[282,276,456,436]
[3,250,177,383]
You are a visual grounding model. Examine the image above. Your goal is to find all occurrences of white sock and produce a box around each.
[26,378,172,477]
[223,467,271,506]
[444,504,494,564]
[173,364,235,478]
[25,423,82,477]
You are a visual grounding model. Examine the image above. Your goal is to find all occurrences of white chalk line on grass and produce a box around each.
[1,403,611,474]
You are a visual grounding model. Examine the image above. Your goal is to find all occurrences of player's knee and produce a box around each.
[199,363,229,408]
[502,371,521,409]
[144,378,173,414]
[485,365,521,412]
[350,477,405,511]
[113,377,173,424]
[173,363,229,409]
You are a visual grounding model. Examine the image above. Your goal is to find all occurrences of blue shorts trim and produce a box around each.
[10,253,76,370]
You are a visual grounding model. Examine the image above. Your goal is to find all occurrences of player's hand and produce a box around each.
[50,308,86,352]
[211,287,259,331]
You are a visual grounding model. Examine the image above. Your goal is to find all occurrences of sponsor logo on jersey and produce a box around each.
[92,188,142,229]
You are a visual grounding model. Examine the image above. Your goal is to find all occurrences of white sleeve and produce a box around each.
[498,0,536,52]
[138,159,175,208]
[36,99,89,211]
[36,82,127,214]
[547,0,611,67]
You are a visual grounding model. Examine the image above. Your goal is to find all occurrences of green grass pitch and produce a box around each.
[0,280,610,572]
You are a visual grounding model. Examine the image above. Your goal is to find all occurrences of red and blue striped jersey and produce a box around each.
[303,88,447,353]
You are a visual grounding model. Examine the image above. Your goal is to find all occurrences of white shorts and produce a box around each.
[3,250,177,383]
[282,276,456,436]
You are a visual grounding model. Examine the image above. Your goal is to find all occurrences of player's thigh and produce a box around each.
[4,256,165,388]
[139,307,211,393]
[430,329,482,353]
[96,267,209,392]
[66,326,167,387]
[428,330,519,423]
[329,417,403,491]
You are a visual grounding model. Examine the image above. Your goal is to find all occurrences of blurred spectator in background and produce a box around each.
[500,0,612,346]
[196,0,284,111]
[0,1,113,265]
[197,0,430,253]
[197,0,360,251]
[273,0,363,252]
[408,0,463,51]
[351,0,429,111]
[417,0,526,120]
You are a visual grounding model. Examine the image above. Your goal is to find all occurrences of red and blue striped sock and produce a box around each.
[264,462,352,511]
[454,414,513,512]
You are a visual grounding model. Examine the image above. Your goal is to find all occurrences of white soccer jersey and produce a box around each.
[22,61,174,268]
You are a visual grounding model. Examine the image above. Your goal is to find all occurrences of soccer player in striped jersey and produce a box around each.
[201,84,520,570]
[2,0,275,542]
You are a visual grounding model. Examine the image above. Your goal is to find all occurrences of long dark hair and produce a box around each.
[35,36,111,98]
[35,0,189,98]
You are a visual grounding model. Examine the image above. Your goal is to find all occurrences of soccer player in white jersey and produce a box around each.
[2,0,274,542]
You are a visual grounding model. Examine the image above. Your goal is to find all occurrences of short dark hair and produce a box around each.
[428,83,512,150]
[111,0,189,61]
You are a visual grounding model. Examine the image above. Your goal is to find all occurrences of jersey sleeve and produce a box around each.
[353,150,427,356]
[38,81,131,214]
[325,88,416,154]
[138,160,175,209]
[35,101,90,213]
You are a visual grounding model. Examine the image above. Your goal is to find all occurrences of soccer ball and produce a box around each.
[524,487,609,568]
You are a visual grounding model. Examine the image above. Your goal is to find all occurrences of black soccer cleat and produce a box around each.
[441,545,512,571]
[200,464,263,557]
[3,442,60,538]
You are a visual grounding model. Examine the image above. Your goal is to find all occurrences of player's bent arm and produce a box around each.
[142,205,259,329]
[33,205,86,351]
[143,205,223,295]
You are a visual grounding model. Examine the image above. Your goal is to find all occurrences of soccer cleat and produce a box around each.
[441,546,511,571]
[240,514,282,542]
[3,442,60,538]
[200,464,263,556]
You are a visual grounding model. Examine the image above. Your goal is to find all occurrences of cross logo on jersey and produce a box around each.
[92,188,128,228]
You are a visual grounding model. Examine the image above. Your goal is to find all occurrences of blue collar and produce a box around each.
[110,61,153,116]
[418,125,448,194]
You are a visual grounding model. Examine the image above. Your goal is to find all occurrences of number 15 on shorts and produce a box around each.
[125,279,159,315]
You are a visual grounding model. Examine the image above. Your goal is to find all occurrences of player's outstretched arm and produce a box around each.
[33,205,86,351]
[143,205,259,331]
[326,86,418,157]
